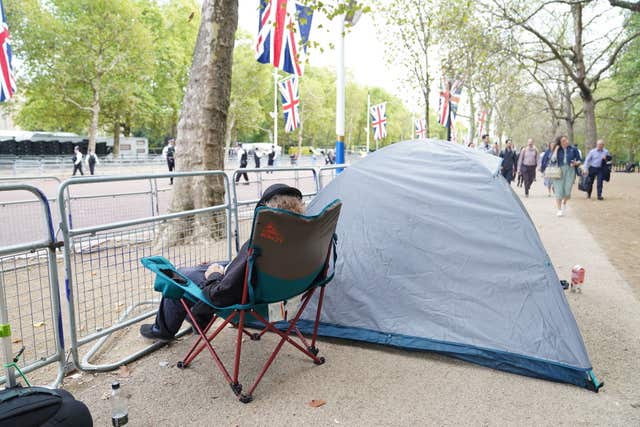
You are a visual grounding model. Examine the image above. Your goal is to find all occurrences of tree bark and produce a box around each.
[163,0,238,244]
[113,122,121,158]
[582,93,597,150]
[571,3,597,150]
[88,85,100,154]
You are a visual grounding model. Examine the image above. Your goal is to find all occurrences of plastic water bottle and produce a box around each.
[111,382,129,426]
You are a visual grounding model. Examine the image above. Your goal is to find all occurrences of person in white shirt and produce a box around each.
[72,146,84,176]
[87,150,99,175]
[582,139,610,200]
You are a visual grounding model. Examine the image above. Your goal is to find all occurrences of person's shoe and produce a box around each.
[556,210,564,217]
[140,324,173,341]
[587,193,591,199]
[598,196,604,200]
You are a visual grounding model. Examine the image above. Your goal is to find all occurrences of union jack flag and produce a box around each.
[437,79,463,128]
[278,76,300,132]
[0,1,16,102]
[370,103,387,141]
[255,0,313,77]
[415,118,427,139]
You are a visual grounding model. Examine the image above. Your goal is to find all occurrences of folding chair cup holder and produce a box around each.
[141,200,342,403]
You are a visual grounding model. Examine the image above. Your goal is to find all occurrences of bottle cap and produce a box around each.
[112,382,120,390]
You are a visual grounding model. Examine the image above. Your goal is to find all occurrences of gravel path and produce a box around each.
[56,179,640,426]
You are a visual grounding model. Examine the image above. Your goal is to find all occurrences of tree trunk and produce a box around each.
[468,91,476,144]
[162,0,238,245]
[113,122,121,158]
[88,86,100,154]
[225,112,235,149]
[582,93,597,150]
[571,3,597,150]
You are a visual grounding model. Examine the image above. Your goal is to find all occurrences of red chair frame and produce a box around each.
[176,246,332,403]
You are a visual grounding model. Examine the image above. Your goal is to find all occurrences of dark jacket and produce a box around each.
[554,145,581,166]
[500,149,518,171]
[203,241,250,307]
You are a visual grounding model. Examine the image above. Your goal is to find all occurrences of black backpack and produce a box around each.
[0,386,92,427]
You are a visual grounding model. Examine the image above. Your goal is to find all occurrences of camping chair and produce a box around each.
[141,199,341,403]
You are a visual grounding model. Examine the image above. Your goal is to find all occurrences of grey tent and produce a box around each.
[299,139,601,390]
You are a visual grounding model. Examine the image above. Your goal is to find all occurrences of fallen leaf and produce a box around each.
[159,361,169,367]
[100,391,110,400]
[33,322,45,328]
[118,365,131,378]
[11,339,21,344]
[92,272,97,276]
[69,373,82,380]
[308,399,326,408]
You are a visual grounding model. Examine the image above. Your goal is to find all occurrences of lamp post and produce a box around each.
[335,3,362,172]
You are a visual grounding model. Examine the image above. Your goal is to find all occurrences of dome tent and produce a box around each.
[299,139,601,390]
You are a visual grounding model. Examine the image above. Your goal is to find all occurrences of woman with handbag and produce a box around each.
[540,141,557,197]
[549,136,581,217]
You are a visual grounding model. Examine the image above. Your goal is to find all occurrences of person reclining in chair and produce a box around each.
[140,184,305,341]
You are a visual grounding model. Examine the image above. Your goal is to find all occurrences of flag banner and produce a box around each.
[370,103,387,140]
[278,76,300,132]
[0,0,16,102]
[476,110,487,140]
[255,0,313,76]
[437,79,463,128]
[415,118,426,139]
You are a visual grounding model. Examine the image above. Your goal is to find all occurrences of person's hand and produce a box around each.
[204,263,224,279]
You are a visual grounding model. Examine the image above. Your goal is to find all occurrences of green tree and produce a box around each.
[7,0,155,153]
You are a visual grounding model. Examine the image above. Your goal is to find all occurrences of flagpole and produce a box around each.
[273,68,279,154]
[366,91,370,153]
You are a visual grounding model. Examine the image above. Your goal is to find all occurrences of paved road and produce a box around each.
[0,168,328,247]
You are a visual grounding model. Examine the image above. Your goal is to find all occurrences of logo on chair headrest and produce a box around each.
[260,223,284,244]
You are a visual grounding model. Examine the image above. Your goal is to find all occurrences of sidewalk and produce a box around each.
[66,181,640,426]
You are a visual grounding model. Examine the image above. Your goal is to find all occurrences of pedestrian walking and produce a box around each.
[550,135,582,216]
[499,139,518,184]
[479,135,492,153]
[162,138,176,184]
[267,145,276,172]
[491,142,501,156]
[252,148,261,168]
[517,138,539,197]
[539,140,557,197]
[72,146,84,176]
[87,150,99,175]
[582,139,610,200]
[235,144,249,184]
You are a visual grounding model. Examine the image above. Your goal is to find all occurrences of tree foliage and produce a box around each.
[5,0,200,151]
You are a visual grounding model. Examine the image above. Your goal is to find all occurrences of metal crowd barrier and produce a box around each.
[0,184,65,387]
[0,176,64,246]
[0,164,349,379]
[317,164,349,189]
[231,167,320,251]
[57,171,233,371]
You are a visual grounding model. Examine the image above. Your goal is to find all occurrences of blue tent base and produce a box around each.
[282,319,603,392]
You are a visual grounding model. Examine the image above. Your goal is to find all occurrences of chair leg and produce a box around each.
[180,315,217,366]
[310,286,326,354]
[178,300,234,384]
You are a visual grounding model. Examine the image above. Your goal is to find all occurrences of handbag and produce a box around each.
[544,161,562,179]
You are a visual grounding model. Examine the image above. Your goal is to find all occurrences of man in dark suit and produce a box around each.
[499,139,518,185]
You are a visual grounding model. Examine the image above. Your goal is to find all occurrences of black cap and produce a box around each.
[112,382,120,390]
[257,184,302,208]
